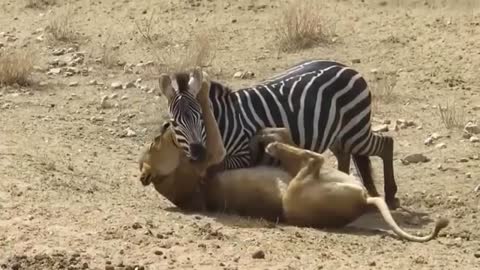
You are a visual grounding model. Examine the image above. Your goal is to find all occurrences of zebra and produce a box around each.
[158,60,399,209]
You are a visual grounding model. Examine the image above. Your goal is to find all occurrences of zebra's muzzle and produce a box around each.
[189,143,206,162]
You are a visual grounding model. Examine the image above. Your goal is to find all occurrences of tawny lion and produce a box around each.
[138,68,449,242]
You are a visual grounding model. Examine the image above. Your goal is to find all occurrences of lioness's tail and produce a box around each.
[366,197,449,242]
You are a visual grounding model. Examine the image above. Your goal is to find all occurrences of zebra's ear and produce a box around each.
[159,73,176,100]
[188,67,203,97]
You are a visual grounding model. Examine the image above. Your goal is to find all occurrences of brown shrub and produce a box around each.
[45,9,79,43]
[0,49,34,86]
[25,0,56,9]
[276,0,334,52]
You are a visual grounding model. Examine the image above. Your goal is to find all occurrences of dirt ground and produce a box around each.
[1,0,480,269]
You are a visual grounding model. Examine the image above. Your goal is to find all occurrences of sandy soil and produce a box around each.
[1,0,480,269]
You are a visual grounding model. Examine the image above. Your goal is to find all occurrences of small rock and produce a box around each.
[90,116,104,122]
[458,158,469,163]
[352,58,361,64]
[465,172,472,179]
[100,95,111,109]
[434,143,446,149]
[121,95,128,100]
[437,164,447,171]
[372,124,388,132]
[233,71,243,78]
[132,222,142,229]
[105,266,115,270]
[88,79,98,85]
[463,131,472,139]
[123,81,135,89]
[402,153,430,164]
[424,137,434,145]
[48,68,62,75]
[69,81,79,87]
[233,71,255,79]
[123,128,137,138]
[6,36,17,42]
[368,261,376,266]
[464,122,480,134]
[52,48,65,56]
[431,133,442,140]
[154,250,163,256]
[470,136,479,143]
[110,93,119,99]
[475,185,480,192]
[252,250,265,259]
[111,82,122,89]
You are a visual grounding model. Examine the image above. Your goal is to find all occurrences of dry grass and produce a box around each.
[134,11,216,75]
[437,101,465,129]
[98,35,120,69]
[0,49,35,86]
[176,32,216,71]
[275,0,334,52]
[370,70,398,109]
[45,9,79,43]
[25,0,56,9]
[99,44,120,69]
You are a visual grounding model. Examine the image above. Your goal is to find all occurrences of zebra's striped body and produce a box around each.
[161,60,399,208]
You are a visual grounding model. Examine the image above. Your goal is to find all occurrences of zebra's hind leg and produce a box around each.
[352,133,399,210]
[377,136,399,209]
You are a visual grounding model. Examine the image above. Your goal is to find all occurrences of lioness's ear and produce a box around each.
[159,73,176,101]
[188,66,203,97]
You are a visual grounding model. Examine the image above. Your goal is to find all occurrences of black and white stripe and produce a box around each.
[167,60,398,204]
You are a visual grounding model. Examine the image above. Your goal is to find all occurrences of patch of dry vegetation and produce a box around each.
[45,9,79,43]
[275,0,334,52]
[97,34,120,69]
[0,49,34,86]
[134,13,216,76]
[25,0,56,9]
[437,101,465,129]
[370,70,398,109]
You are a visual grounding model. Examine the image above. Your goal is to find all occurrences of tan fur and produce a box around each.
[139,68,449,242]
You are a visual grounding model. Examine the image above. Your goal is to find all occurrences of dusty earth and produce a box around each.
[1,0,480,269]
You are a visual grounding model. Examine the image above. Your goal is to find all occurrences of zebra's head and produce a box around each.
[159,67,208,162]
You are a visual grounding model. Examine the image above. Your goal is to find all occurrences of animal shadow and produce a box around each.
[163,205,437,238]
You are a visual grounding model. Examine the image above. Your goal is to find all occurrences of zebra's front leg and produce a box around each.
[329,142,351,174]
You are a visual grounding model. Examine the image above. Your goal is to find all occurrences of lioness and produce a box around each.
[139,68,449,242]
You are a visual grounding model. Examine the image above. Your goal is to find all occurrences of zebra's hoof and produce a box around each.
[386,197,401,210]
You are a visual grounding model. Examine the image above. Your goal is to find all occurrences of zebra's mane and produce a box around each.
[171,71,235,95]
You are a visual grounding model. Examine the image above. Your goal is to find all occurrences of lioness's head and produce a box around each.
[139,120,182,186]
[138,120,206,211]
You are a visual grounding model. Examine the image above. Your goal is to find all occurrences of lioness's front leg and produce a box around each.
[194,69,226,177]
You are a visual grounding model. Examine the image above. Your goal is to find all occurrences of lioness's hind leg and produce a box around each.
[266,142,324,164]
[265,142,325,176]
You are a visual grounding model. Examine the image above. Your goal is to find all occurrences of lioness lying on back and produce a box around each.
[139,68,449,242]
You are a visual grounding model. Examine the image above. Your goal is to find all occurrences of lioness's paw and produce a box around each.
[265,142,280,156]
